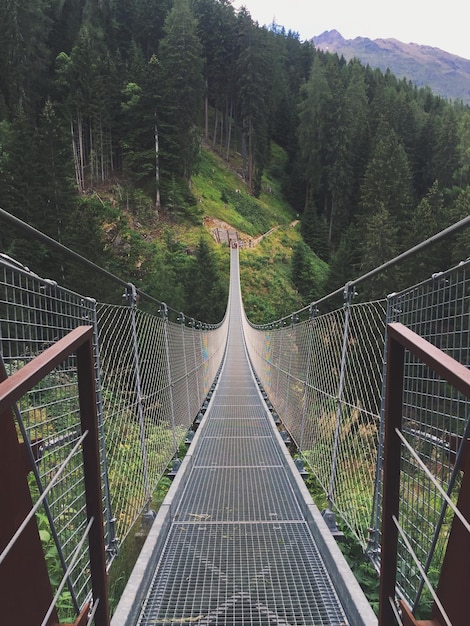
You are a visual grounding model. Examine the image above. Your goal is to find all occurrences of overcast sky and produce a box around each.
[231,0,470,60]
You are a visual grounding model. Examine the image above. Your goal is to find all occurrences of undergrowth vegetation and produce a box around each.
[239,227,304,323]
[303,468,380,615]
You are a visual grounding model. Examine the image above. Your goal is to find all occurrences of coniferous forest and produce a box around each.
[1,0,469,319]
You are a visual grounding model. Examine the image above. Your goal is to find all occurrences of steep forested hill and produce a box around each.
[0,0,469,322]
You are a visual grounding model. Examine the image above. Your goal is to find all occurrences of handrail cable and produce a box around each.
[392,516,452,626]
[0,355,81,613]
[2,207,469,327]
[0,430,88,566]
[40,516,95,626]
[395,427,470,534]
[0,208,182,320]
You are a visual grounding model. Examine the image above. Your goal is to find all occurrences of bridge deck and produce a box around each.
[112,249,377,626]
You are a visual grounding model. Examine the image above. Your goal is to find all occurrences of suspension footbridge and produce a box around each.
[111,247,375,626]
[1,211,470,626]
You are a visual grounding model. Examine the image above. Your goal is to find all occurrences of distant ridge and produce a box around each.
[313,30,470,104]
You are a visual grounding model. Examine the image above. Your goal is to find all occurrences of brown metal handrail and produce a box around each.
[0,326,109,626]
[379,322,470,626]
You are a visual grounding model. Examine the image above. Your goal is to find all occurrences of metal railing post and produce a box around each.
[368,292,396,559]
[76,332,111,626]
[190,318,201,405]
[125,283,151,512]
[378,326,405,626]
[178,313,192,423]
[199,322,207,396]
[83,296,118,558]
[299,304,318,452]
[284,314,297,414]
[160,303,178,456]
[327,283,355,511]
[275,320,285,398]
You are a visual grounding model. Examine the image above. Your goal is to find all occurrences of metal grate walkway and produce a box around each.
[112,248,376,626]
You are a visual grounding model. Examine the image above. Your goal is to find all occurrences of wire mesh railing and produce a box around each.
[0,255,107,615]
[242,249,470,620]
[242,286,388,550]
[97,295,228,543]
[378,322,470,626]
[0,325,108,626]
[374,263,470,614]
[0,252,228,623]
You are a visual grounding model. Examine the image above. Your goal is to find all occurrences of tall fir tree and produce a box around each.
[0,0,52,113]
[297,55,331,210]
[405,180,451,282]
[432,106,460,190]
[360,202,401,299]
[360,121,414,239]
[235,9,272,195]
[185,238,227,322]
[158,0,205,186]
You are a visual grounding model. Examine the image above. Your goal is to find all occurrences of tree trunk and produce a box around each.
[79,113,85,190]
[225,99,233,161]
[213,108,218,148]
[247,118,253,193]
[304,181,310,212]
[219,107,224,150]
[329,195,334,244]
[89,118,94,186]
[71,120,82,193]
[155,116,160,216]
[99,115,105,183]
[204,78,209,142]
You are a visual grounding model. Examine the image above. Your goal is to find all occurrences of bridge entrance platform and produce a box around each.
[111,248,377,626]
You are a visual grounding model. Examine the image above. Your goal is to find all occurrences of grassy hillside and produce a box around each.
[137,142,329,323]
[32,141,325,324]
[192,143,294,235]
[239,225,305,323]
[190,144,322,323]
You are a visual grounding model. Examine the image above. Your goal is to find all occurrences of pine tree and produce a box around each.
[360,203,401,299]
[185,238,227,322]
[1,108,54,270]
[291,239,325,303]
[192,0,237,147]
[405,180,451,281]
[300,202,329,261]
[455,107,470,189]
[120,53,160,189]
[35,100,76,239]
[235,9,272,195]
[449,187,470,266]
[342,61,370,219]
[134,0,172,60]
[158,0,205,185]
[297,56,331,210]
[54,26,119,191]
[326,226,362,302]
[360,121,414,238]
[432,106,460,190]
[323,57,352,244]
[0,0,52,113]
